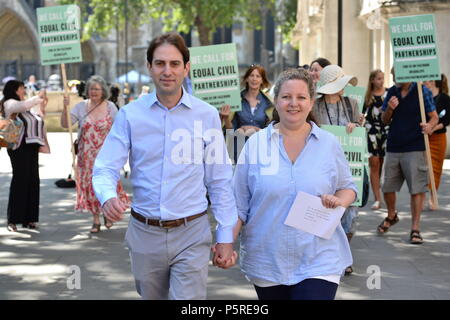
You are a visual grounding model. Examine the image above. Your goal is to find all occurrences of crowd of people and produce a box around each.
[1,31,449,301]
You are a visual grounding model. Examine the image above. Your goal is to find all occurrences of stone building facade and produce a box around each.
[292,0,450,155]
[0,0,298,88]
[293,0,450,87]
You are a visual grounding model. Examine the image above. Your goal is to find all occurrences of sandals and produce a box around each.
[104,216,113,230]
[7,223,17,232]
[90,223,101,233]
[410,230,423,244]
[377,213,399,234]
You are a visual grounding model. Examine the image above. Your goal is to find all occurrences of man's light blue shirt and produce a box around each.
[233,122,356,284]
[93,88,237,243]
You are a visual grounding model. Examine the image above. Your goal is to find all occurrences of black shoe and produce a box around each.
[344,266,353,276]
[23,222,38,230]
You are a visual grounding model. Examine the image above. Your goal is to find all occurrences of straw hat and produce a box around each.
[316,65,357,94]
[68,80,81,87]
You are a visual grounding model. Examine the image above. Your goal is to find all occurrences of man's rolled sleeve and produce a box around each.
[93,109,130,206]
[203,112,238,243]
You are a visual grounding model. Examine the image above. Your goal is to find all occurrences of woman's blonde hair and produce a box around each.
[364,69,384,106]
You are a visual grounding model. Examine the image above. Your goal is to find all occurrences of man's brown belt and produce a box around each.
[131,209,207,228]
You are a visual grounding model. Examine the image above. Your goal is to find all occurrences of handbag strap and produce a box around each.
[77,99,104,124]
[75,100,104,141]
[342,96,354,122]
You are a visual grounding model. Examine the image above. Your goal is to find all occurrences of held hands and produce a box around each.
[388,96,399,111]
[321,194,344,209]
[102,197,129,222]
[211,243,237,269]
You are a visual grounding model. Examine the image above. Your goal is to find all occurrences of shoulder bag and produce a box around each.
[0,111,24,149]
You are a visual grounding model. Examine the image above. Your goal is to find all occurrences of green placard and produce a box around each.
[389,14,440,82]
[37,5,82,66]
[189,44,241,111]
[321,125,368,206]
[344,86,367,113]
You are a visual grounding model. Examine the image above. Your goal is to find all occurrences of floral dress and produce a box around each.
[363,94,389,157]
[75,108,129,215]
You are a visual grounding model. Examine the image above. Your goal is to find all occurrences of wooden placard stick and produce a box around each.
[417,81,439,209]
[61,63,76,178]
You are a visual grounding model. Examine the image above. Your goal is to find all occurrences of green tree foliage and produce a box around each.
[58,0,297,46]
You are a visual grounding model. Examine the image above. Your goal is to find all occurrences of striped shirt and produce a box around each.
[3,96,44,150]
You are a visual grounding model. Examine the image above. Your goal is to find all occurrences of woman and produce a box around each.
[220,64,273,136]
[424,74,450,210]
[217,69,356,300]
[1,80,48,231]
[109,84,124,110]
[312,64,362,276]
[61,75,129,233]
[362,70,388,210]
[309,57,331,85]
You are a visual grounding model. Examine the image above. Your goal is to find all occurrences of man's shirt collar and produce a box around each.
[148,86,193,110]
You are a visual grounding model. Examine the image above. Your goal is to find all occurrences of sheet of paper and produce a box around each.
[284,191,345,240]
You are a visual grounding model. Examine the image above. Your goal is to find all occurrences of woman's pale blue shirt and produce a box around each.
[233,122,356,285]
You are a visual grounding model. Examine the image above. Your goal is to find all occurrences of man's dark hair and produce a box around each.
[146,32,190,66]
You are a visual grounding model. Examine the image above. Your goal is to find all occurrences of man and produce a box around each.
[377,67,438,244]
[92,32,237,299]
[25,75,40,95]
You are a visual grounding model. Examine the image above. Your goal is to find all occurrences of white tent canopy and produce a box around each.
[116,70,151,83]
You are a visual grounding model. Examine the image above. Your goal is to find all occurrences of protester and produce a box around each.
[223,68,356,300]
[1,80,48,232]
[68,80,80,93]
[138,85,150,98]
[109,84,124,110]
[423,74,450,210]
[309,57,331,85]
[312,64,361,275]
[25,75,40,95]
[92,32,237,300]
[76,81,86,99]
[219,64,273,136]
[61,75,129,233]
[362,70,388,210]
[377,67,438,244]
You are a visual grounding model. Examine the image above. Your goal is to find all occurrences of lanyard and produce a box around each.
[324,100,340,125]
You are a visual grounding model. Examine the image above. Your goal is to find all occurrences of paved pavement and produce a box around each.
[1,133,449,300]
